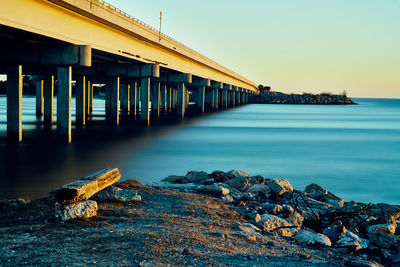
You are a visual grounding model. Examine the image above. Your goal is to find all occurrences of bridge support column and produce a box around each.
[105,85,110,119]
[186,90,189,109]
[56,66,72,143]
[160,84,167,112]
[213,89,219,110]
[121,84,130,115]
[136,85,141,116]
[222,90,228,108]
[35,80,43,117]
[241,91,246,104]
[86,80,91,117]
[75,75,86,126]
[246,92,249,103]
[177,83,186,118]
[109,77,120,126]
[236,91,241,106]
[140,77,150,126]
[230,91,236,107]
[197,86,205,113]
[7,65,23,143]
[151,82,160,118]
[44,75,54,126]
[167,87,172,111]
[89,82,93,114]
[129,82,137,117]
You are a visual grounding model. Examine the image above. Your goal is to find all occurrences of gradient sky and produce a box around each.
[104,0,399,98]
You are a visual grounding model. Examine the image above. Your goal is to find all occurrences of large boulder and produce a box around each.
[368,231,400,251]
[322,221,347,242]
[95,187,141,202]
[294,229,332,247]
[336,231,369,251]
[225,177,251,192]
[196,184,229,196]
[366,203,400,224]
[246,184,271,196]
[367,223,397,235]
[227,170,251,179]
[161,175,186,184]
[259,214,295,237]
[264,179,293,197]
[209,171,231,183]
[304,183,344,208]
[184,171,209,184]
[286,212,304,228]
[55,200,98,221]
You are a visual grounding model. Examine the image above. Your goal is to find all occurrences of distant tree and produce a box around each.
[341,90,347,97]
[258,85,271,94]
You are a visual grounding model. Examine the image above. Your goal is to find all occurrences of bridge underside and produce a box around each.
[0,0,257,143]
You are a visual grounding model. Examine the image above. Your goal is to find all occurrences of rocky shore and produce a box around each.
[249,92,356,105]
[1,170,399,266]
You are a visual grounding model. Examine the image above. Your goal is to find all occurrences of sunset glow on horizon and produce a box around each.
[106,0,400,98]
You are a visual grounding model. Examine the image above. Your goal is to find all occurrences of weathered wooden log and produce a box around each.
[55,168,121,204]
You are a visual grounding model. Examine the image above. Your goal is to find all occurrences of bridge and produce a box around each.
[0,0,258,143]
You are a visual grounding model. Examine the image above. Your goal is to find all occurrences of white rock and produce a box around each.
[295,229,332,247]
[336,231,369,250]
[55,200,98,222]
[264,179,293,196]
[259,214,295,237]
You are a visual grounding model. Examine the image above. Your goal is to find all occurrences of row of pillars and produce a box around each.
[6,65,252,143]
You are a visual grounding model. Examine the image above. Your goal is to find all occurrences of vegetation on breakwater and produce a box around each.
[251,85,356,105]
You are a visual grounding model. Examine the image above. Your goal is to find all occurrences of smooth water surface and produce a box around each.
[0,97,399,204]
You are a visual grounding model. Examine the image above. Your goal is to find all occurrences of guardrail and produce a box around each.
[96,0,187,48]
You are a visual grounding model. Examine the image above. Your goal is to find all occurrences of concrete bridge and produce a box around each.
[0,0,258,143]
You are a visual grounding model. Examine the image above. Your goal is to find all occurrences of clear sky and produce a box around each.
[104,0,399,98]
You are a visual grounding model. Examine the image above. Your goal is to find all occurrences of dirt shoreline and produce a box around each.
[0,177,387,267]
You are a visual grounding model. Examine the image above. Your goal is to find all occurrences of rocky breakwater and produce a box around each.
[249,92,356,105]
[160,170,400,266]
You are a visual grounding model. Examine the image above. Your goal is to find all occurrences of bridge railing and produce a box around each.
[96,0,187,48]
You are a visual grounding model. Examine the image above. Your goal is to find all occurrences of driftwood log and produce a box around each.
[55,168,121,204]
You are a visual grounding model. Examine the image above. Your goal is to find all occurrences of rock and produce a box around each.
[262,203,282,215]
[184,171,209,184]
[367,223,397,235]
[161,175,185,184]
[225,177,251,192]
[286,212,304,228]
[305,183,344,208]
[336,231,369,251]
[210,171,231,183]
[344,260,383,267]
[246,184,271,196]
[294,192,333,217]
[368,231,400,251]
[259,214,295,237]
[155,182,197,192]
[95,187,141,202]
[280,204,295,218]
[264,179,293,197]
[366,203,400,224]
[227,170,251,179]
[0,198,30,211]
[221,195,234,203]
[322,221,347,242]
[55,168,121,204]
[55,200,98,221]
[294,229,332,247]
[196,184,229,196]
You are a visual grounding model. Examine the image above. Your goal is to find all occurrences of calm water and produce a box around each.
[0,96,399,204]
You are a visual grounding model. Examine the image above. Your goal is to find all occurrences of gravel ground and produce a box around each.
[0,180,376,266]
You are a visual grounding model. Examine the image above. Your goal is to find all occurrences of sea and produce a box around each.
[0,96,399,204]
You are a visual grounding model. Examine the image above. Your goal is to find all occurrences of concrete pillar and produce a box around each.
[89,82,93,113]
[186,89,189,109]
[75,76,86,126]
[109,77,120,126]
[197,86,205,113]
[166,87,172,111]
[222,90,228,108]
[7,65,23,142]
[151,82,160,118]
[236,91,241,105]
[129,82,137,117]
[56,66,72,143]
[174,88,178,109]
[213,88,219,110]
[86,81,90,117]
[246,92,249,103]
[242,91,246,104]
[121,84,129,115]
[136,85,141,116]
[35,80,43,117]
[177,83,186,118]
[44,75,54,126]
[205,89,213,109]
[230,91,236,107]
[141,77,150,126]
[160,84,167,112]
[105,85,111,118]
